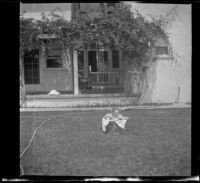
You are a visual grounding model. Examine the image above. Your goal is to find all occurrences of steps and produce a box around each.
[24,94,132,108]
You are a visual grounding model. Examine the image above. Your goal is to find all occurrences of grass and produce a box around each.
[20,108,191,176]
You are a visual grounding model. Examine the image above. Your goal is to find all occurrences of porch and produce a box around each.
[79,71,122,91]
[75,49,124,95]
[22,37,125,95]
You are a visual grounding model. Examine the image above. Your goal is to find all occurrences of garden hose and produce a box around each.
[20,109,190,175]
[20,117,58,175]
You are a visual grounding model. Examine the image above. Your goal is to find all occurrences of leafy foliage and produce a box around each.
[20,14,41,54]
[20,5,167,65]
[20,3,171,104]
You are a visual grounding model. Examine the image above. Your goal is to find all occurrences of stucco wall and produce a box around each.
[151,5,191,104]
[129,4,191,104]
[166,5,191,103]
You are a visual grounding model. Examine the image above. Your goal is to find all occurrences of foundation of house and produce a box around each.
[23,91,138,108]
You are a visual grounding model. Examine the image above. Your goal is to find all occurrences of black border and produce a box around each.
[1,0,20,178]
[1,0,199,181]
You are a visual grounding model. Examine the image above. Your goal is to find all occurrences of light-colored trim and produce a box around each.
[37,34,57,39]
[73,50,79,95]
[44,68,66,71]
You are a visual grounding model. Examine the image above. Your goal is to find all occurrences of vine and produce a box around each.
[20,3,177,105]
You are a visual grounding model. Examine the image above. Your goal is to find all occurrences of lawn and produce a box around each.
[20,108,191,176]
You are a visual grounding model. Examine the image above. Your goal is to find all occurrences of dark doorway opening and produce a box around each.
[88,51,97,72]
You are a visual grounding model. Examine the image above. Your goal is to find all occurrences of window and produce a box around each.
[100,3,104,8]
[80,11,87,15]
[98,51,108,71]
[46,48,63,68]
[78,3,80,10]
[107,3,116,8]
[112,50,120,68]
[155,46,169,56]
[24,49,40,84]
[88,50,109,72]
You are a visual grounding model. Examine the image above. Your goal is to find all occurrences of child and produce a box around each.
[102,107,129,134]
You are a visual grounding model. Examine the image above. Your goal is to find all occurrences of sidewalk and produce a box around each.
[20,93,191,112]
[21,93,134,109]
[20,102,191,112]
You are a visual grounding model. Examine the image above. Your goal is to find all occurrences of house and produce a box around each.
[21,3,128,95]
[20,3,191,104]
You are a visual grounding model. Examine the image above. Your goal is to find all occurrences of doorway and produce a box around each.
[88,51,97,72]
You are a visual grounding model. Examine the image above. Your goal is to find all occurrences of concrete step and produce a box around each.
[26,93,125,100]
[23,95,134,108]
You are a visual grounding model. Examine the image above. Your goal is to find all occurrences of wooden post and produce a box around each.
[73,50,79,95]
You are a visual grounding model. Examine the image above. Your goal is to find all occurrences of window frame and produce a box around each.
[46,48,63,69]
[155,46,169,56]
[24,49,40,85]
[112,50,120,69]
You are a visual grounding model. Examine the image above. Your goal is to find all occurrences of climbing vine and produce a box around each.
[20,3,178,105]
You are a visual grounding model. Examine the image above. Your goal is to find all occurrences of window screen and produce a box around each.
[155,46,168,55]
[24,50,40,84]
[112,50,120,68]
[107,3,116,8]
[46,49,63,68]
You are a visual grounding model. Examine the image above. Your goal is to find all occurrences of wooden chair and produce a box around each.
[79,72,91,90]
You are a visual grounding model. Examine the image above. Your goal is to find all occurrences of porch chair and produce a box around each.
[78,72,91,90]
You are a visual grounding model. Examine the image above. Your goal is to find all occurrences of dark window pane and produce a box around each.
[25,70,32,77]
[107,3,116,8]
[112,50,119,68]
[78,51,84,70]
[24,59,32,64]
[47,58,63,68]
[156,46,168,55]
[24,64,32,69]
[33,77,40,84]
[33,70,39,75]
[33,64,39,70]
[46,47,63,68]
[24,68,31,74]
[25,77,32,84]
[24,49,40,84]
[103,51,108,66]
[32,59,39,64]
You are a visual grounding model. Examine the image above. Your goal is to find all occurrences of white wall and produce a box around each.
[154,5,191,104]
[128,3,191,104]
